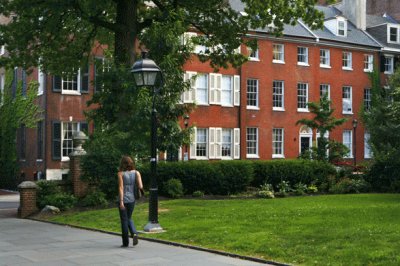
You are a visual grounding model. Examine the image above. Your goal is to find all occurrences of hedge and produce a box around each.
[138,160,335,196]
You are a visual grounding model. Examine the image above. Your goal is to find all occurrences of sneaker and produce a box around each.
[132,234,139,246]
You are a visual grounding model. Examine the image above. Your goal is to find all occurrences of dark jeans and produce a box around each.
[118,202,138,246]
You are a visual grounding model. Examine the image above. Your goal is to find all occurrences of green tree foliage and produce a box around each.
[0,0,326,194]
[362,69,400,191]
[0,69,42,189]
[296,96,348,162]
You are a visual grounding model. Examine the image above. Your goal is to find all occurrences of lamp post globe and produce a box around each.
[131,53,163,232]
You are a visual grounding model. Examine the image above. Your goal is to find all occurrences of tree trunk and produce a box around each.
[115,0,137,67]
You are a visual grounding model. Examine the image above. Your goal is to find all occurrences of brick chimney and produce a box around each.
[342,0,366,30]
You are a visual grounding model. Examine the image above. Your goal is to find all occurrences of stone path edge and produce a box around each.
[29,217,289,266]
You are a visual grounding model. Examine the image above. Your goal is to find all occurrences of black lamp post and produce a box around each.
[131,53,163,232]
[183,114,190,161]
[352,119,358,168]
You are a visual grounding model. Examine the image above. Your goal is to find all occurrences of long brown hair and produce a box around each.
[119,156,135,171]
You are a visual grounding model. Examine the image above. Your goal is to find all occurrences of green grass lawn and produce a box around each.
[46,194,400,265]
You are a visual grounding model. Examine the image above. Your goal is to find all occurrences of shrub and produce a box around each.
[330,178,371,194]
[192,190,204,197]
[37,180,62,208]
[252,160,336,189]
[275,180,291,197]
[257,190,275,199]
[307,184,318,194]
[81,190,108,208]
[41,193,77,211]
[294,182,307,196]
[163,178,184,198]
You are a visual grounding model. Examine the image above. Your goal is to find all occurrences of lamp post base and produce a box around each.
[144,222,164,233]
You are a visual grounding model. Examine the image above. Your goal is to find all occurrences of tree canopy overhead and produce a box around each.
[0,0,325,72]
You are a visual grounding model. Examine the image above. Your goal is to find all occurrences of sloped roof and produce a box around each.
[228,0,380,48]
[366,14,400,50]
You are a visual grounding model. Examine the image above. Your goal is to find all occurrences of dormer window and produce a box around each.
[388,25,400,43]
[338,19,347,37]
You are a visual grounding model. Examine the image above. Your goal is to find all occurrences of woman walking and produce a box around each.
[118,155,143,247]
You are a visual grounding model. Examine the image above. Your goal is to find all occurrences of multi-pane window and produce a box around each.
[364,54,373,72]
[37,121,44,160]
[297,47,309,65]
[196,128,208,157]
[249,48,259,60]
[389,26,399,43]
[272,44,284,62]
[320,49,330,67]
[364,88,371,111]
[221,75,233,106]
[247,79,258,108]
[272,128,284,158]
[364,132,372,159]
[343,130,353,158]
[342,86,352,113]
[384,55,394,74]
[62,122,78,158]
[273,80,284,110]
[94,57,111,92]
[53,68,89,94]
[338,20,346,36]
[196,73,208,105]
[342,52,352,69]
[297,83,308,111]
[222,129,232,157]
[38,67,45,95]
[320,84,330,100]
[246,128,258,157]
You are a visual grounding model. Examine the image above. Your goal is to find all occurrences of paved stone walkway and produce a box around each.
[0,192,274,266]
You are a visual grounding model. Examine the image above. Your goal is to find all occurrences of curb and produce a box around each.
[29,217,289,266]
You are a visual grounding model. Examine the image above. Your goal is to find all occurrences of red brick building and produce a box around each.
[2,0,398,181]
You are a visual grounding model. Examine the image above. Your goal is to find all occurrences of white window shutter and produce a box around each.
[215,128,222,159]
[190,127,197,159]
[183,71,196,103]
[234,75,240,106]
[234,128,240,159]
[209,127,216,159]
[209,73,216,104]
[215,74,222,104]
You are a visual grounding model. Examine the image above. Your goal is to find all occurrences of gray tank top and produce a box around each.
[122,171,136,203]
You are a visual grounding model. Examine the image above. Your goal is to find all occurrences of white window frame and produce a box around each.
[61,122,84,161]
[38,67,45,96]
[246,79,259,109]
[0,45,4,56]
[273,80,284,111]
[182,32,207,54]
[342,86,353,114]
[196,73,209,105]
[342,52,353,70]
[297,46,309,66]
[364,88,371,111]
[320,84,330,100]
[221,129,233,159]
[221,75,233,106]
[337,19,347,37]
[364,132,372,159]
[60,69,83,95]
[364,54,373,72]
[297,82,309,112]
[248,47,260,61]
[272,128,284,158]
[320,49,331,68]
[195,128,208,159]
[246,127,259,158]
[384,55,394,74]
[343,130,353,158]
[273,44,285,64]
[388,25,400,44]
